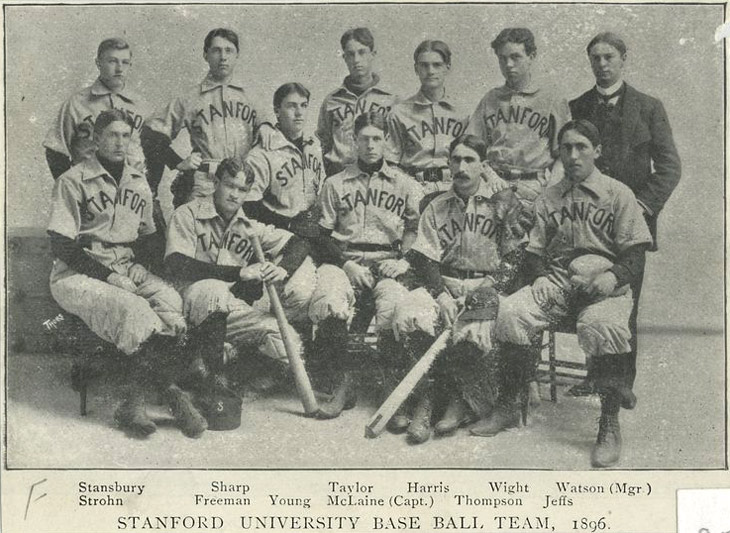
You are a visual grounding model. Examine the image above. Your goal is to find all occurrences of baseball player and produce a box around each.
[47,109,207,439]
[386,40,470,194]
[479,120,652,468]
[44,38,146,180]
[142,28,272,206]
[317,27,398,177]
[164,157,318,393]
[314,111,423,419]
[466,28,571,211]
[388,134,526,443]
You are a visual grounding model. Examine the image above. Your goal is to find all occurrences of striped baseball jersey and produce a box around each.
[166,195,292,271]
[43,78,146,171]
[245,129,324,217]
[528,169,652,286]
[316,75,397,175]
[466,82,570,173]
[47,155,155,279]
[387,90,469,171]
[412,179,524,273]
[145,73,261,167]
[319,161,423,246]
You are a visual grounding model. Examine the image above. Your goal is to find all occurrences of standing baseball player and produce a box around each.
[164,157,318,396]
[314,111,423,419]
[481,120,653,468]
[388,134,526,443]
[47,109,207,439]
[386,40,470,194]
[317,27,398,177]
[568,32,681,397]
[467,28,571,211]
[44,38,146,180]
[142,28,271,206]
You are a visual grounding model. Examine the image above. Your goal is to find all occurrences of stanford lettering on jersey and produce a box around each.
[275,153,322,186]
[80,187,147,218]
[541,201,616,238]
[437,213,499,246]
[341,188,406,215]
[485,105,551,137]
[190,101,257,129]
[405,117,466,142]
[329,99,390,123]
[196,230,255,263]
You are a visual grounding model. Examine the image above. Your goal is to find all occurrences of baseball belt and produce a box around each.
[493,167,543,182]
[345,242,400,253]
[440,266,491,280]
[403,166,450,184]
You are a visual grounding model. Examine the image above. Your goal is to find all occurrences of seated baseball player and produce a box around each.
[164,157,317,399]
[313,111,423,419]
[47,109,207,439]
[480,119,652,468]
[388,134,526,444]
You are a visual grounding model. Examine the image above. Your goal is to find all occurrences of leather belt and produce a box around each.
[404,166,450,183]
[494,168,542,182]
[346,242,397,253]
[440,266,490,279]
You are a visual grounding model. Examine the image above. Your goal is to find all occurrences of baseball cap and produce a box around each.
[460,285,500,321]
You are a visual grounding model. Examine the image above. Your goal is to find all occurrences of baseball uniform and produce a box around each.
[48,155,185,355]
[467,81,571,207]
[145,73,261,199]
[318,160,423,332]
[316,74,397,176]
[165,195,316,364]
[44,78,146,175]
[387,90,469,194]
[495,168,653,358]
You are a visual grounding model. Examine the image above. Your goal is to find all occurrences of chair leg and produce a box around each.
[80,384,88,416]
[549,329,557,402]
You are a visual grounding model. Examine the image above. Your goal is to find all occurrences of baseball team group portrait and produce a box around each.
[3,3,725,470]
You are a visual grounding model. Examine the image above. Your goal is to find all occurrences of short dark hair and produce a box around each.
[449,135,487,161]
[93,109,134,138]
[97,37,131,59]
[204,28,240,54]
[273,83,311,110]
[340,27,375,51]
[491,28,536,56]
[354,111,387,136]
[557,119,602,148]
[413,40,451,65]
[215,158,243,181]
[586,32,627,57]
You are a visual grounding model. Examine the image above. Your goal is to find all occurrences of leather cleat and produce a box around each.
[469,406,521,437]
[434,398,473,435]
[591,413,622,467]
[165,385,208,438]
[114,397,157,438]
[316,373,357,420]
[387,414,411,434]
[407,397,433,444]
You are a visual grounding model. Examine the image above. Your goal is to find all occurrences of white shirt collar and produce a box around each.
[596,79,624,96]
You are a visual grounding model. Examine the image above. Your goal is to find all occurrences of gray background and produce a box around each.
[5,3,724,332]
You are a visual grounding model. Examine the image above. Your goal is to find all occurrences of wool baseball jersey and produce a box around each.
[319,161,423,246]
[145,73,261,167]
[387,91,469,171]
[43,78,146,171]
[412,180,524,273]
[528,169,652,285]
[316,75,397,174]
[166,195,292,272]
[47,155,155,277]
[245,129,324,217]
[466,82,570,173]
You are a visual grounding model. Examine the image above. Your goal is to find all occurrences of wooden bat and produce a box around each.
[364,328,451,438]
[251,235,319,416]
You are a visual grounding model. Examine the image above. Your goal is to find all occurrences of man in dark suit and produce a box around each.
[570,32,681,394]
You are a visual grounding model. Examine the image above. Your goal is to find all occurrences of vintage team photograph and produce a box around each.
[3,2,725,470]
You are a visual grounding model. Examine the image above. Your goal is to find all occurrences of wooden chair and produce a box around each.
[537,320,589,402]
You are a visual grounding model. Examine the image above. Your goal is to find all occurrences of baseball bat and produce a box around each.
[364,328,451,438]
[251,235,319,416]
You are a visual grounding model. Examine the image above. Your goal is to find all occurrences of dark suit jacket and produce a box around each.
[570,84,681,249]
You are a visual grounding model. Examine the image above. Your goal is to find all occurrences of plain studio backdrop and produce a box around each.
[4,3,724,333]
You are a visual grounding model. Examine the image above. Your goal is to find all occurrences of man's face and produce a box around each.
[205,36,239,81]
[496,41,534,89]
[342,38,375,79]
[449,144,483,197]
[414,51,450,91]
[559,129,602,182]
[95,120,132,163]
[96,48,132,91]
[214,169,253,217]
[275,92,309,140]
[589,42,626,88]
[355,124,386,165]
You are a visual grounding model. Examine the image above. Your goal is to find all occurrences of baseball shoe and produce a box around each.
[591,396,622,468]
[165,385,207,438]
[316,371,357,420]
[407,396,433,444]
[114,392,156,438]
[434,397,474,435]
[469,405,521,437]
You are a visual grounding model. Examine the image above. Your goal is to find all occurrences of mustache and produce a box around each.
[453,171,470,180]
